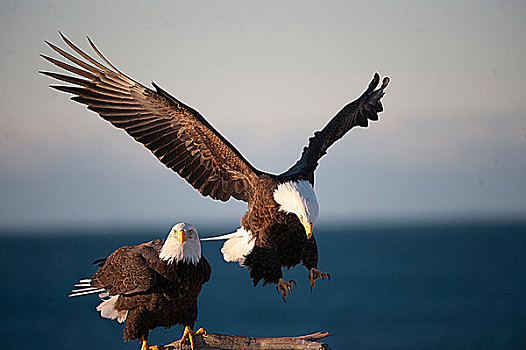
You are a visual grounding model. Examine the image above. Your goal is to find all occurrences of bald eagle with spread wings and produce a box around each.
[69,223,210,350]
[42,33,389,301]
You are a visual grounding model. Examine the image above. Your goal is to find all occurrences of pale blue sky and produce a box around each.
[1,1,525,229]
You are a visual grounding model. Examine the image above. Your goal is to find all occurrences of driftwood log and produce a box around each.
[163,331,331,350]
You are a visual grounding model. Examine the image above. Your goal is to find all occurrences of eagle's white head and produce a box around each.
[160,222,202,265]
[273,180,319,239]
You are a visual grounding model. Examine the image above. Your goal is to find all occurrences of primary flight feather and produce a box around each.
[42,33,389,301]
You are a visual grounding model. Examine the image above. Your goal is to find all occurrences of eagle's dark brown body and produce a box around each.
[91,239,211,341]
[241,176,318,285]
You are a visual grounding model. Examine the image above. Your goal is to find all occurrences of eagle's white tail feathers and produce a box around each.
[74,282,91,287]
[69,288,106,297]
[200,231,243,241]
[69,278,106,297]
[96,295,128,323]
[218,228,255,266]
[70,278,128,323]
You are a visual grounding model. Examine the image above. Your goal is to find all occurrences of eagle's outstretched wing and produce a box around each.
[40,33,261,202]
[280,73,389,183]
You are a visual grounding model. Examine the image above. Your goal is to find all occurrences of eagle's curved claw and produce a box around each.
[309,268,330,292]
[276,278,295,303]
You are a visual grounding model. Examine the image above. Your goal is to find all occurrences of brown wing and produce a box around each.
[91,245,159,296]
[280,73,389,183]
[40,33,261,202]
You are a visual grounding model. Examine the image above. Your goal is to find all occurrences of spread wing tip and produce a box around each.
[382,76,390,88]
[367,73,390,94]
[40,33,264,203]
[370,72,380,87]
[281,73,391,178]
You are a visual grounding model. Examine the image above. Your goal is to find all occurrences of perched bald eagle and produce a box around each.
[42,33,389,301]
[69,223,211,350]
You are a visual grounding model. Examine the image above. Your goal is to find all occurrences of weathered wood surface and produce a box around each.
[163,331,331,350]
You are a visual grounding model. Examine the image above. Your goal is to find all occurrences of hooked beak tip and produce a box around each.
[305,223,313,239]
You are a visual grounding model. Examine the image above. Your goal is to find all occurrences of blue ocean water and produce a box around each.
[1,222,525,349]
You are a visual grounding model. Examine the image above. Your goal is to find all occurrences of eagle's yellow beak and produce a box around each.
[176,230,187,245]
[304,222,313,239]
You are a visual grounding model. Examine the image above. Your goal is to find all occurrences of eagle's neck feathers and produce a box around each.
[273,180,319,224]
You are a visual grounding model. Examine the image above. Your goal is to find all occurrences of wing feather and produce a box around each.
[281,73,389,183]
[41,33,261,202]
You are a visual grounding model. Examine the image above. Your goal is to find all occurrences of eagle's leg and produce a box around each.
[179,325,206,350]
[309,268,330,292]
[276,278,296,303]
[140,334,164,350]
[140,336,148,350]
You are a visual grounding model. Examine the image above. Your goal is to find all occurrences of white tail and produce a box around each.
[70,279,128,323]
[96,295,127,323]
[69,278,106,297]
[216,228,255,266]
[200,231,243,241]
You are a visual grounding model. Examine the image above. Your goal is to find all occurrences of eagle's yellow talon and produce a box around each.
[195,327,207,335]
[141,338,164,350]
[179,325,205,349]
